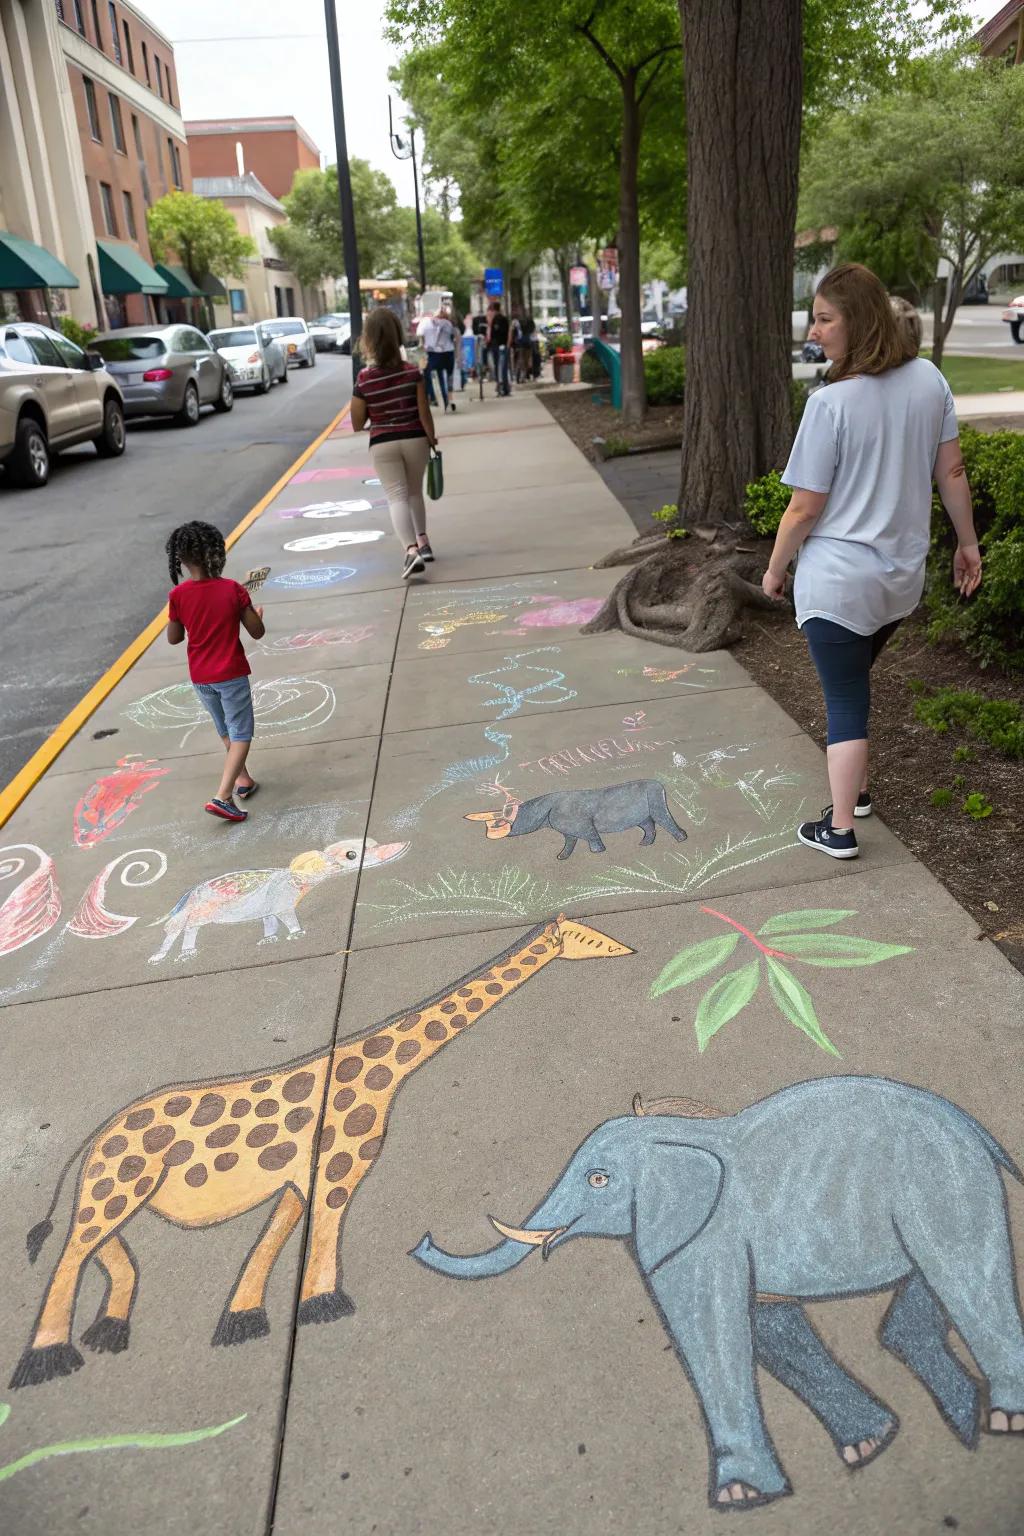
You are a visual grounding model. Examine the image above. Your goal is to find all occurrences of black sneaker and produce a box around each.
[402,549,426,580]
[417,540,434,562]
[854,791,872,818]
[797,808,858,860]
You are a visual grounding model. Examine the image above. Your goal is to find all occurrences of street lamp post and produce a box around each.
[323,0,362,343]
[388,96,427,293]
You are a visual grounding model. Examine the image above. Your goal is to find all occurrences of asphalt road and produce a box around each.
[0,353,352,793]
[921,306,1021,357]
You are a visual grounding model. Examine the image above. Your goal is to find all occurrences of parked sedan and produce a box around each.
[308,313,351,353]
[209,326,287,393]
[90,324,234,426]
[260,317,317,368]
[0,321,125,489]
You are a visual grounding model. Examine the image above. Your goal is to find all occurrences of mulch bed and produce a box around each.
[538,387,683,461]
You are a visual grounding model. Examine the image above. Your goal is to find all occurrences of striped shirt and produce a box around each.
[353,362,425,445]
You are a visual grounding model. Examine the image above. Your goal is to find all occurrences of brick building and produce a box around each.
[193,173,326,325]
[185,116,320,201]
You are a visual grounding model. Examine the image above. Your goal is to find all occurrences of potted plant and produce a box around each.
[547,332,574,383]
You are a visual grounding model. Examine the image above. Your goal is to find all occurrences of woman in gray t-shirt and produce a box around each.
[762,263,981,860]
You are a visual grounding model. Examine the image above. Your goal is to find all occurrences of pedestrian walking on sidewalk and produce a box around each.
[762,262,982,860]
[351,306,438,580]
[422,307,459,413]
[165,520,266,823]
[486,300,511,396]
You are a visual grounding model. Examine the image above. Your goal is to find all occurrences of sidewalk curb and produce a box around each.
[0,400,352,833]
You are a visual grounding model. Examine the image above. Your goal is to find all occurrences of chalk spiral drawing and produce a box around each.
[73,757,170,848]
[277,499,373,519]
[255,625,375,656]
[123,677,336,747]
[0,846,61,957]
[389,649,578,829]
[66,850,168,940]
[267,566,356,589]
[282,531,386,552]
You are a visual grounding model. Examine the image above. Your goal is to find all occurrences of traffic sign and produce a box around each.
[483,267,503,295]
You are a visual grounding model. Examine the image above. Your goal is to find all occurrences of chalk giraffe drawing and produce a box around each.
[10,916,632,1388]
[390,648,578,830]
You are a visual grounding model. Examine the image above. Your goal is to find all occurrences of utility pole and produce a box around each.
[324,0,362,342]
[388,96,426,293]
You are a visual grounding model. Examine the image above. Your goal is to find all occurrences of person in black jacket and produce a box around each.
[486,301,511,396]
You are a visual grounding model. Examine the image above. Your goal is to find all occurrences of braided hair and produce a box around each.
[166,521,227,585]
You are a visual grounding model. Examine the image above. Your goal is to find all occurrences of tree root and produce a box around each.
[583,537,788,651]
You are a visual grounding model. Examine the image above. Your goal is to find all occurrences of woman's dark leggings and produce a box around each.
[803,618,901,745]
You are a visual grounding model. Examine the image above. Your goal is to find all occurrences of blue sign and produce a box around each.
[484,267,503,295]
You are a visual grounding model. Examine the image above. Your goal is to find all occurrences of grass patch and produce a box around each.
[912,686,1024,758]
[923,352,1024,395]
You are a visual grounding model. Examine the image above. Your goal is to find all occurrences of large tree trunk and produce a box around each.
[618,71,646,426]
[676,0,803,527]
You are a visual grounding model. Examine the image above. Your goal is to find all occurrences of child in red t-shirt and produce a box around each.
[165,521,266,822]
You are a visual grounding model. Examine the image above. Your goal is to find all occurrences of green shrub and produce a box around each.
[912,686,1024,758]
[547,332,572,353]
[791,379,810,429]
[744,470,791,536]
[930,788,953,808]
[59,315,98,349]
[651,502,688,540]
[962,792,993,819]
[579,348,608,385]
[643,345,685,405]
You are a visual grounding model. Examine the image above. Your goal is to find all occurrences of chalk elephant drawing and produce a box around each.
[465,779,686,860]
[414,1077,1024,1509]
[148,837,408,963]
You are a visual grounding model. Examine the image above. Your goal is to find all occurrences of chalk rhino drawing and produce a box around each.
[416,1078,1024,1510]
[10,916,631,1389]
[148,837,408,963]
[465,778,687,861]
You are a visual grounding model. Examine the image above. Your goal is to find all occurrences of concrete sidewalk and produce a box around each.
[1,390,1022,1535]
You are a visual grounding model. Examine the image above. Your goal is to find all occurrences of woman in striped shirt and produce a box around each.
[351,307,438,579]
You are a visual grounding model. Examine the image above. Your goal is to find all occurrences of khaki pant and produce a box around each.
[371,435,430,549]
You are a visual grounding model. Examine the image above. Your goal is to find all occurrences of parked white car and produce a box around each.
[208,326,287,393]
[1000,295,1024,344]
[260,317,316,368]
[308,313,351,353]
[0,322,125,488]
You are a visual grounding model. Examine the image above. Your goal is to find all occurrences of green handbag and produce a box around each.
[426,446,444,500]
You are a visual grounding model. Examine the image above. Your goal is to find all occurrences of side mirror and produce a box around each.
[84,351,105,371]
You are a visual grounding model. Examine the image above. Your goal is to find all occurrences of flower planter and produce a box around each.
[552,352,576,384]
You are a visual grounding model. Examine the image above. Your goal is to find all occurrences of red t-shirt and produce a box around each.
[168,577,252,684]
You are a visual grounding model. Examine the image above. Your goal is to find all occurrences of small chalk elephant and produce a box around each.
[413,1077,1024,1509]
[465,778,687,860]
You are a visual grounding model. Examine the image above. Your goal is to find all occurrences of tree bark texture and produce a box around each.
[676,0,804,526]
[617,73,646,426]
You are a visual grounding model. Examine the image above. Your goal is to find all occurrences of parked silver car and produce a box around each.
[260,317,317,368]
[0,322,125,489]
[308,313,351,353]
[90,324,234,426]
[208,326,287,394]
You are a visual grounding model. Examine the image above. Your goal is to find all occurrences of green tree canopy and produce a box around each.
[393,204,483,312]
[270,160,404,286]
[146,192,255,286]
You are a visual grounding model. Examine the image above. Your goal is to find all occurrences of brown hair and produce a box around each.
[362,306,404,370]
[889,295,922,354]
[815,262,917,383]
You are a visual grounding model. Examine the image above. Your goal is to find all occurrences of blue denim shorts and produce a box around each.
[193,675,255,742]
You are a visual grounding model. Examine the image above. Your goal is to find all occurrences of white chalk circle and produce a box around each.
[283,530,387,552]
[302,500,373,517]
[124,677,336,746]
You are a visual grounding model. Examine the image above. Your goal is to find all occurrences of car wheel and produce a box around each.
[175,381,201,427]
[257,367,271,395]
[94,396,126,458]
[278,362,289,384]
[214,373,234,413]
[1011,320,1023,344]
[7,414,50,488]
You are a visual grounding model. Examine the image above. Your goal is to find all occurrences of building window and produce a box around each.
[285,286,295,313]
[230,289,246,315]
[55,1,66,21]
[108,93,126,153]
[83,76,102,141]
[168,138,183,189]
[99,181,118,237]
[122,190,137,240]
[154,54,163,99]
[141,40,150,85]
[131,111,143,158]
[90,0,102,48]
[122,20,134,73]
[165,68,174,108]
[108,3,122,64]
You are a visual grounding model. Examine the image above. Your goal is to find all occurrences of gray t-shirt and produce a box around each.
[782,357,958,635]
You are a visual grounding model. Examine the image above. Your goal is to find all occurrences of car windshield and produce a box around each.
[312,315,347,327]
[92,336,166,362]
[210,329,257,348]
[263,320,305,337]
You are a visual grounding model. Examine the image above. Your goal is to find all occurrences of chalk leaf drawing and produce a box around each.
[266,566,356,589]
[148,837,407,963]
[651,906,914,1055]
[255,625,375,657]
[465,779,687,861]
[10,917,631,1388]
[124,677,336,747]
[0,1400,245,1484]
[0,846,61,957]
[73,757,170,848]
[282,530,386,552]
[67,850,168,940]
[415,1077,1024,1508]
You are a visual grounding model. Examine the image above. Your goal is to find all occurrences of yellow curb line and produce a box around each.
[0,399,353,832]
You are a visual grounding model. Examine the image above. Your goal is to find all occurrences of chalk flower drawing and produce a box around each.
[0,1400,245,1484]
[282,531,386,552]
[266,566,356,589]
[73,757,170,848]
[124,678,336,747]
[66,850,168,940]
[254,625,375,656]
[277,499,373,518]
[651,906,914,1055]
[0,846,61,957]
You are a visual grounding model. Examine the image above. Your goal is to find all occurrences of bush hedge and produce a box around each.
[643,345,685,405]
[579,348,609,385]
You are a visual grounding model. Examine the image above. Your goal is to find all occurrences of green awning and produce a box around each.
[96,239,169,296]
[154,263,202,299]
[200,272,227,299]
[0,229,78,290]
